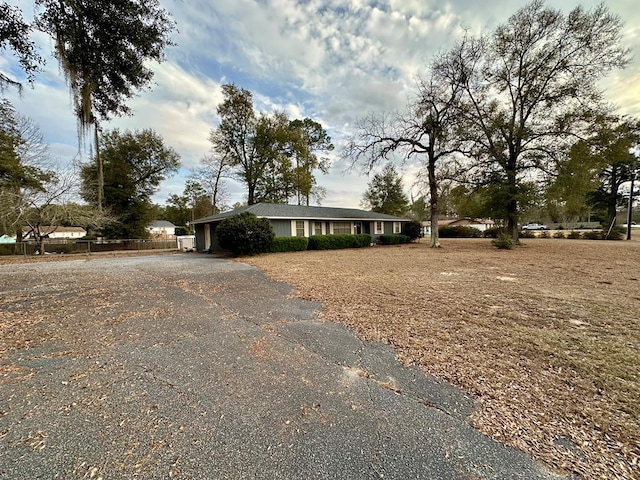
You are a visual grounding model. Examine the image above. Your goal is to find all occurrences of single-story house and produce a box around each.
[421,218,495,235]
[148,220,176,239]
[21,226,87,240]
[192,203,410,252]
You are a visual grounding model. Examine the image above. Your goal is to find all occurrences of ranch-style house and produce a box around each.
[192,203,410,252]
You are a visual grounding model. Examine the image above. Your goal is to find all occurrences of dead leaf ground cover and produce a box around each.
[244,238,640,479]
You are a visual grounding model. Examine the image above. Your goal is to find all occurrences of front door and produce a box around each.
[354,222,362,234]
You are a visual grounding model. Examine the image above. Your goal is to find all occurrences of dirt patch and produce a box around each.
[245,238,640,479]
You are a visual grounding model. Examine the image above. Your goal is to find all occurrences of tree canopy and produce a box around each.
[81,128,180,238]
[361,164,409,216]
[211,83,332,205]
[434,1,629,241]
[0,2,42,90]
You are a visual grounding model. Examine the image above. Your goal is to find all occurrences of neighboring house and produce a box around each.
[0,234,16,244]
[193,203,410,252]
[21,226,87,240]
[148,220,176,239]
[421,218,495,235]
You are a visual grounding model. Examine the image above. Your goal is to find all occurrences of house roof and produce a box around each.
[193,203,409,224]
[149,220,176,228]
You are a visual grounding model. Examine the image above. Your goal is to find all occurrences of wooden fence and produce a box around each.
[0,239,178,256]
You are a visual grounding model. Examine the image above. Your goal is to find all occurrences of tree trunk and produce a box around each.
[427,153,440,248]
[95,124,103,212]
[506,165,520,244]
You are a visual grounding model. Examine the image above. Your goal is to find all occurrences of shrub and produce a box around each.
[603,226,625,241]
[567,231,582,239]
[539,230,550,238]
[553,231,565,239]
[308,234,371,250]
[216,212,275,256]
[269,236,309,252]
[519,230,536,238]
[378,234,411,245]
[582,230,602,240]
[556,225,564,230]
[439,225,482,238]
[401,220,423,240]
[492,233,515,249]
[483,226,505,238]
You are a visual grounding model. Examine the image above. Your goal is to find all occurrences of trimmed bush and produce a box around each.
[269,236,308,252]
[439,225,482,238]
[216,212,275,256]
[582,230,602,240]
[519,230,536,238]
[483,226,505,238]
[401,220,423,240]
[308,234,371,250]
[604,226,625,241]
[492,233,515,249]
[378,234,411,245]
[539,230,550,238]
[567,231,582,239]
[553,231,565,239]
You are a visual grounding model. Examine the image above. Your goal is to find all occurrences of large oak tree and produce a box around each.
[435,1,629,242]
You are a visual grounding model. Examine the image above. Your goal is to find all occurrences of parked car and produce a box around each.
[521,223,549,230]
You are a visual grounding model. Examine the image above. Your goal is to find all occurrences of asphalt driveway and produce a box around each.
[0,254,569,479]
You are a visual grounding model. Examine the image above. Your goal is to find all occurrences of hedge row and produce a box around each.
[439,225,483,238]
[269,236,309,252]
[308,234,372,250]
[378,234,411,245]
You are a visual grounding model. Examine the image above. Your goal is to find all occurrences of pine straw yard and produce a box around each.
[244,238,640,480]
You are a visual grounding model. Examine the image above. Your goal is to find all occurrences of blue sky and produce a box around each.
[3,0,640,209]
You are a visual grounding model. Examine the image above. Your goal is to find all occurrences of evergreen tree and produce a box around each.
[361,164,409,216]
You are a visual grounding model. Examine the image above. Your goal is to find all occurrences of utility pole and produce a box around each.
[626,171,636,240]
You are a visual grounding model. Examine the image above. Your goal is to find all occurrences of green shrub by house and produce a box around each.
[216,212,275,256]
[378,234,411,245]
[439,225,482,238]
[308,234,371,250]
[483,226,505,238]
[401,220,422,240]
[269,236,308,252]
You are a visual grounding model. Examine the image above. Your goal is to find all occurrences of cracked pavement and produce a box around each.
[0,254,570,479]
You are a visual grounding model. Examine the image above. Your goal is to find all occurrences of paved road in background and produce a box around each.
[0,254,568,479]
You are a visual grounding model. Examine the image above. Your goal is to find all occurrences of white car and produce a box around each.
[521,223,549,230]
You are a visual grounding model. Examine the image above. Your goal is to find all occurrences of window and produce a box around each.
[295,221,305,237]
[314,221,323,235]
[332,222,352,234]
[374,221,383,235]
[393,222,401,234]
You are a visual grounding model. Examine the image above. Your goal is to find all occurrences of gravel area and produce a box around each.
[245,238,640,480]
